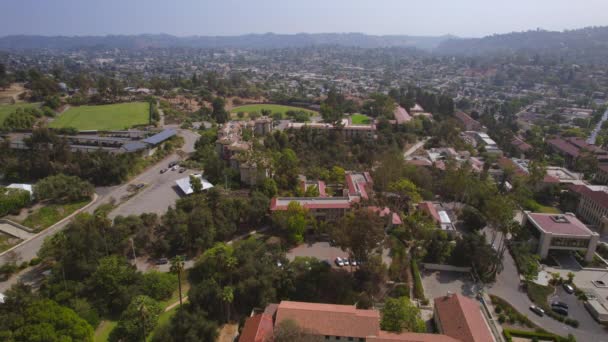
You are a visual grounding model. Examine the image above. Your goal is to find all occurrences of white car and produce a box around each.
[343,258,350,266]
[335,257,345,267]
[350,259,357,266]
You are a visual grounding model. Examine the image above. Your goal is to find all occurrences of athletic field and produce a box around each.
[50,102,149,131]
[231,104,316,117]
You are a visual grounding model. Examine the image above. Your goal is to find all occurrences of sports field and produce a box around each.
[0,103,40,124]
[350,113,372,124]
[50,102,149,131]
[231,104,316,116]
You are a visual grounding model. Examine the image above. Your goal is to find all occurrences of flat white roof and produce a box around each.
[175,174,213,195]
[6,183,33,195]
[438,210,451,224]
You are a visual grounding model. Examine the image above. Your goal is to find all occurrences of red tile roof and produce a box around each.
[433,294,494,342]
[239,313,274,342]
[275,301,380,338]
[527,212,595,237]
[367,206,403,225]
[453,111,481,130]
[394,106,412,124]
[418,202,441,224]
[569,184,608,210]
[511,136,532,152]
[368,331,460,342]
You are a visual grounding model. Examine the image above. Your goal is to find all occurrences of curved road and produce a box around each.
[485,228,608,341]
[0,129,199,266]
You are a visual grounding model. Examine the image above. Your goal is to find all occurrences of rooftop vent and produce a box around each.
[551,215,570,224]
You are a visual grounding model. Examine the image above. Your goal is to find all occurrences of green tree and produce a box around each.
[110,295,162,342]
[388,179,422,212]
[212,97,228,123]
[0,284,94,342]
[380,296,426,333]
[34,174,94,203]
[190,175,203,194]
[272,201,310,244]
[332,208,385,262]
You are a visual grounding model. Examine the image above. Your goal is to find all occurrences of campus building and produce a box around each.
[568,184,608,234]
[270,171,374,220]
[239,298,494,342]
[547,137,608,168]
[433,294,496,342]
[523,212,599,262]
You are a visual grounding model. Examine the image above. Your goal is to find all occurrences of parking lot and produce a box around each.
[287,241,349,268]
[421,269,477,300]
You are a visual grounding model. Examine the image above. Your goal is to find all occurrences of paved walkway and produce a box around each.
[0,221,34,240]
[403,137,429,158]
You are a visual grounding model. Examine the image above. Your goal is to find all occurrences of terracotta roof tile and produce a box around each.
[368,331,460,342]
[275,301,380,338]
[239,313,274,342]
[433,294,494,342]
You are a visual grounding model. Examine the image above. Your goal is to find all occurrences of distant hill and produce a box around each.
[0,33,453,51]
[436,26,608,62]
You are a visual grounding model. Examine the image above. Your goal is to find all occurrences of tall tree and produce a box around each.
[170,256,185,308]
[332,208,385,262]
[380,296,426,333]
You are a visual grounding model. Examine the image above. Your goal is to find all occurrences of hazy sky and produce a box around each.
[1,0,607,37]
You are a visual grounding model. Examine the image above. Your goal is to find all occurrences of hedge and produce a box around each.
[503,328,575,342]
[411,259,425,300]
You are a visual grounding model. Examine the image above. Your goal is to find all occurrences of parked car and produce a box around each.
[551,301,569,310]
[168,161,178,168]
[135,183,145,189]
[160,168,168,174]
[563,283,575,294]
[179,167,186,173]
[172,165,179,171]
[350,259,357,267]
[335,257,345,267]
[529,305,545,317]
[343,258,350,266]
[552,306,568,316]
[155,258,169,265]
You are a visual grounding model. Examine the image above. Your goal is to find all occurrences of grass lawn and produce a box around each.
[50,102,149,131]
[350,113,372,124]
[231,104,316,117]
[0,102,40,124]
[537,205,561,214]
[21,199,89,232]
[94,320,118,342]
[0,233,20,253]
[526,281,554,307]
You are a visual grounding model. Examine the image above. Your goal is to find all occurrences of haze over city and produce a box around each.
[0,0,608,37]
[3,1,608,342]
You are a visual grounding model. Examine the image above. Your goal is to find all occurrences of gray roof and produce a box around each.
[142,129,177,145]
[122,141,148,152]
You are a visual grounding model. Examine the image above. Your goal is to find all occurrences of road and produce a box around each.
[484,227,608,341]
[588,107,608,144]
[0,129,199,266]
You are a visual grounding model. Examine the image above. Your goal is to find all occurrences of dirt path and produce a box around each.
[164,296,188,312]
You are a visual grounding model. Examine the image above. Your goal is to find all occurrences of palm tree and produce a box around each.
[170,256,185,307]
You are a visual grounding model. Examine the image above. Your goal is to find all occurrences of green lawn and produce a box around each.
[50,102,149,131]
[94,320,118,342]
[351,113,372,124]
[231,104,316,117]
[537,205,561,214]
[21,199,89,232]
[0,233,20,253]
[0,103,40,124]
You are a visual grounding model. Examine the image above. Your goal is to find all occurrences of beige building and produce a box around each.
[569,184,608,234]
[523,212,600,262]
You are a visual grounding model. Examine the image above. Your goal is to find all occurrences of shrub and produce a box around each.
[411,259,425,300]
[29,257,42,266]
